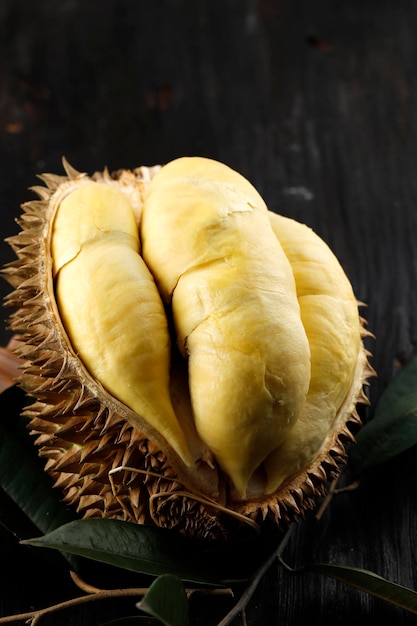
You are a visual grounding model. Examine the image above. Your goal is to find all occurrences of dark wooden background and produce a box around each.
[1,1,417,624]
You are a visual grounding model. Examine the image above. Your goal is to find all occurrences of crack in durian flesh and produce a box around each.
[50,157,363,501]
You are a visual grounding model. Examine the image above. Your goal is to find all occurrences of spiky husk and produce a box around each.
[2,161,375,541]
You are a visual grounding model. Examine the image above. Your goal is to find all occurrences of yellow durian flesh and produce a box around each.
[264,213,362,493]
[140,156,272,300]
[3,158,372,540]
[52,182,195,467]
[141,157,311,497]
[51,182,140,274]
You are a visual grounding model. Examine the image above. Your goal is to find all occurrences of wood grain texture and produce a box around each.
[0,1,417,624]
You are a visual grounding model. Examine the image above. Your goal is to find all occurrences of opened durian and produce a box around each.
[3,156,373,540]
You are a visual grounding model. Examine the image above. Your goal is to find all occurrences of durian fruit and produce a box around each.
[2,157,374,541]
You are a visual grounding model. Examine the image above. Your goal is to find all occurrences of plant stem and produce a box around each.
[216,526,296,626]
[315,476,361,522]
[0,575,234,625]
[0,588,145,624]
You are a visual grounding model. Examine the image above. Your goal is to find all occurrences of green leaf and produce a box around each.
[23,518,223,585]
[0,487,40,545]
[349,354,417,474]
[137,574,189,626]
[0,418,75,537]
[0,386,78,569]
[311,563,417,613]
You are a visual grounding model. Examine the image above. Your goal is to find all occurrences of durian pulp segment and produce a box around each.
[139,156,272,301]
[51,182,196,467]
[264,213,362,493]
[141,156,312,497]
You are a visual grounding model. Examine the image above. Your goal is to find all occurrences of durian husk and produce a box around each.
[2,160,375,541]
